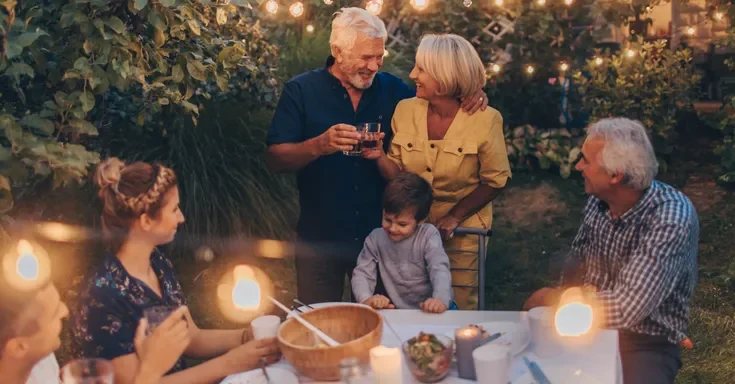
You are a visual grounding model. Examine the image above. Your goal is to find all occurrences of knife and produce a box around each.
[473,332,504,349]
[523,357,552,384]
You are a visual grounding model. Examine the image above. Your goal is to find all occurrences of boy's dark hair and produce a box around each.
[383,172,433,221]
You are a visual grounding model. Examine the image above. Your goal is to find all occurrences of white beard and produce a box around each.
[348,72,376,90]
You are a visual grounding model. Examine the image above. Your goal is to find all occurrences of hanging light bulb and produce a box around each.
[645,6,652,12]
[564,0,573,5]
[686,26,695,35]
[289,1,304,17]
[594,57,603,66]
[559,62,569,72]
[306,24,315,33]
[410,0,429,11]
[494,0,503,6]
[323,0,333,4]
[625,49,636,58]
[526,65,535,75]
[490,63,501,73]
[715,12,724,21]
[537,0,546,5]
[366,0,382,14]
[463,0,472,7]
[265,0,278,14]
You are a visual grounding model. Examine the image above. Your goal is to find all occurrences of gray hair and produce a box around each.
[586,118,659,190]
[329,7,387,55]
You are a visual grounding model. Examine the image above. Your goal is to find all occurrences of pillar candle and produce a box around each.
[370,345,403,384]
[455,326,482,380]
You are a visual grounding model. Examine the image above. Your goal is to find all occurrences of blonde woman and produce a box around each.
[370,34,511,310]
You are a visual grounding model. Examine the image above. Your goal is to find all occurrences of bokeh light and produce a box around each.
[216,264,273,323]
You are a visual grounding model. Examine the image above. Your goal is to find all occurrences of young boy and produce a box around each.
[352,172,454,313]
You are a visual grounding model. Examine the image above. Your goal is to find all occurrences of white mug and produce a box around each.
[528,306,563,357]
[473,343,511,384]
[251,315,281,340]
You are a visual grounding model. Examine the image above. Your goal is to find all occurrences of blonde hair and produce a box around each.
[416,34,486,99]
[330,7,387,55]
[94,157,177,250]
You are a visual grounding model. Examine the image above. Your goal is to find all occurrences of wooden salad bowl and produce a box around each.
[277,304,383,381]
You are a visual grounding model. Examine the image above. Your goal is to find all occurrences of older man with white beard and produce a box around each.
[266,8,488,304]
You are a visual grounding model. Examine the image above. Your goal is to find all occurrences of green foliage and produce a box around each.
[0,0,279,207]
[573,38,701,166]
[505,125,583,178]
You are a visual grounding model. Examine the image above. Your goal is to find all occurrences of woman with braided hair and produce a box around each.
[70,158,280,384]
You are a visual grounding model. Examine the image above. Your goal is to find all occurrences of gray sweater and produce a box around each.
[352,224,453,309]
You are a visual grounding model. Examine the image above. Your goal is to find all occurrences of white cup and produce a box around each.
[473,343,511,384]
[251,315,281,340]
[528,306,563,357]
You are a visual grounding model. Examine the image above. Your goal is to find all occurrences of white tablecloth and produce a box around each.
[225,309,622,383]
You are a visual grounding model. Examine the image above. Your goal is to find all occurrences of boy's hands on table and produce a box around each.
[420,298,448,314]
[364,295,396,310]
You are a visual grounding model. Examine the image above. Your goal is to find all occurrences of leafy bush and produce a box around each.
[573,38,701,167]
[506,125,583,178]
[0,0,279,211]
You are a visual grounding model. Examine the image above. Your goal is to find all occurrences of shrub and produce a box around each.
[574,38,701,169]
[0,0,279,211]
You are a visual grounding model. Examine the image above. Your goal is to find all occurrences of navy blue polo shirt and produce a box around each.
[267,57,415,257]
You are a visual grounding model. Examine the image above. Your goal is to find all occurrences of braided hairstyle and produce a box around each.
[94,157,178,252]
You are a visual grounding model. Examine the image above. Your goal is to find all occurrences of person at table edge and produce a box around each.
[524,118,699,384]
[0,242,193,384]
[265,7,488,304]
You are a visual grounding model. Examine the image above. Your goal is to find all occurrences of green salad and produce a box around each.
[405,332,451,381]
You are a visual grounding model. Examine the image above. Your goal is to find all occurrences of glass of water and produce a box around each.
[61,358,114,384]
[143,305,176,335]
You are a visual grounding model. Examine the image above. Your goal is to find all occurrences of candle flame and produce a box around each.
[232,278,261,309]
[16,241,39,281]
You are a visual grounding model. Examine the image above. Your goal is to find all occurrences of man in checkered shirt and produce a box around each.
[524,118,699,384]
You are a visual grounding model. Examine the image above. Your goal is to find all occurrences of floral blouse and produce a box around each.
[71,248,188,373]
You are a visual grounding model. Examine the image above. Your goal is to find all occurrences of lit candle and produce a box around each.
[370,346,403,383]
[455,326,481,380]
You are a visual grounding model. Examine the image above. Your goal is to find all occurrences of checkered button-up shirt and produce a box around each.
[563,181,699,344]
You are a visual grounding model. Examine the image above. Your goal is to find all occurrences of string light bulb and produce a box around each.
[564,0,573,5]
[625,49,636,58]
[410,0,429,11]
[366,0,382,14]
[463,0,472,7]
[537,0,546,5]
[490,63,501,73]
[526,65,535,75]
[323,0,333,4]
[289,1,304,17]
[686,26,695,36]
[306,24,315,33]
[715,12,724,20]
[594,57,603,65]
[559,62,569,72]
[494,0,503,5]
[265,0,278,14]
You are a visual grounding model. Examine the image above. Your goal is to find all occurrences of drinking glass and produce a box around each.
[143,305,176,335]
[61,358,114,384]
[342,123,380,156]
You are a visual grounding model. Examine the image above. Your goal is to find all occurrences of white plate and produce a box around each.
[445,321,530,356]
[221,367,299,384]
[512,365,604,384]
[288,302,371,318]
